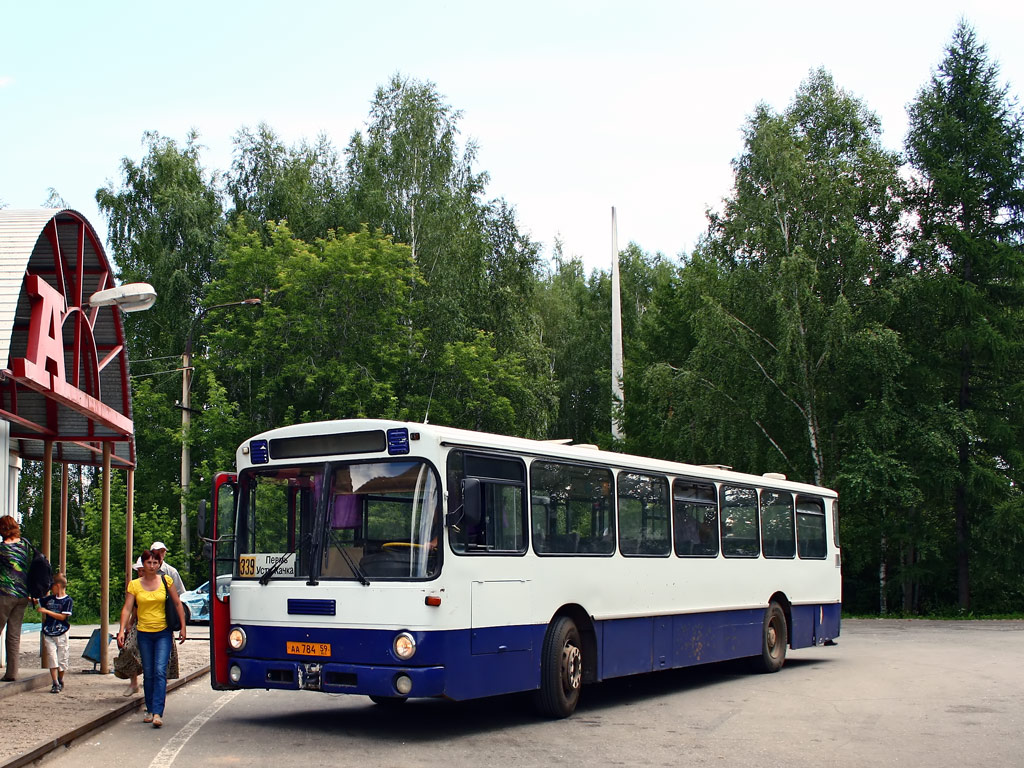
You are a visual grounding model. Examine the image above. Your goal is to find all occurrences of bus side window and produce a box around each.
[530,460,614,555]
[617,472,670,556]
[721,485,759,558]
[446,451,527,555]
[673,479,718,557]
[760,490,795,558]
[796,496,827,559]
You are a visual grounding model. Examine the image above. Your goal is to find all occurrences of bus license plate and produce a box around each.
[287,641,331,657]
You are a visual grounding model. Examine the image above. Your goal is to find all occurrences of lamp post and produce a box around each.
[87,282,156,676]
[180,298,261,573]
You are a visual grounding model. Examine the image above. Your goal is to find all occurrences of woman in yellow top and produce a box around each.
[117,549,186,728]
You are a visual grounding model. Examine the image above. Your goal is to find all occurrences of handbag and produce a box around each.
[24,538,53,599]
[113,624,142,679]
[164,576,182,632]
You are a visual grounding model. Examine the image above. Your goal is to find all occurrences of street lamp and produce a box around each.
[88,283,158,313]
[180,298,261,573]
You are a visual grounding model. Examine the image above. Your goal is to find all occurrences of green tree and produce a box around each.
[344,74,555,435]
[536,241,669,447]
[97,130,224,362]
[905,22,1024,610]
[536,250,613,444]
[344,74,484,270]
[201,220,421,431]
[227,123,346,243]
[68,471,177,621]
[633,72,914,613]
[640,70,904,483]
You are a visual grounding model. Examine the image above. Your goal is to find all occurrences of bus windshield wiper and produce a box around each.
[259,534,308,586]
[336,541,370,586]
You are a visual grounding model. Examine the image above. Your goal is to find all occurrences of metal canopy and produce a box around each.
[0,209,135,467]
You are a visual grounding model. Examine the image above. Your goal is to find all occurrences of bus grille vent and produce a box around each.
[287,599,337,616]
[324,671,358,687]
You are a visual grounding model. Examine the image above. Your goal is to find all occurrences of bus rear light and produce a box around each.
[395,674,413,695]
[229,627,247,651]
[393,632,416,660]
[425,596,442,607]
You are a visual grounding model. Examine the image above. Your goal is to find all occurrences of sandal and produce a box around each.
[143,712,154,723]
[152,714,163,728]
[123,684,140,697]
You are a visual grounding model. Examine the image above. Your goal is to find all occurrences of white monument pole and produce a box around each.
[611,207,624,440]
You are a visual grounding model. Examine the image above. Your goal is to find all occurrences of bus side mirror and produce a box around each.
[197,500,212,560]
[462,478,482,528]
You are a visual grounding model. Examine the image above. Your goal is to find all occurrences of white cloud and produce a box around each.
[0,76,13,89]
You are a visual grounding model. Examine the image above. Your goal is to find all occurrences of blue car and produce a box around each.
[179,575,231,624]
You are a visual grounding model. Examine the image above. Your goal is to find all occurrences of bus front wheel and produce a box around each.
[752,602,787,673]
[534,616,583,718]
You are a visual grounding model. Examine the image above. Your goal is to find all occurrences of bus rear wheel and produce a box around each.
[752,602,787,673]
[534,616,583,718]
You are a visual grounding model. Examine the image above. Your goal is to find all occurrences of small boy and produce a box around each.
[36,573,73,693]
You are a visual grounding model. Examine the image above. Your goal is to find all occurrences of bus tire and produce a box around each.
[752,602,787,673]
[534,616,583,718]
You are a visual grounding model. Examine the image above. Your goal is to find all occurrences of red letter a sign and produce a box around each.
[15,274,67,385]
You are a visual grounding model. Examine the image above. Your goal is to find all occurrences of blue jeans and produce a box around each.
[137,629,172,716]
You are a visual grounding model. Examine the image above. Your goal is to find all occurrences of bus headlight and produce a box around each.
[229,665,242,683]
[229,627,247,651]
[393,632,416,660]
[394,674,413,695]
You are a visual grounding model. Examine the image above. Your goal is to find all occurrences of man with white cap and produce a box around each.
[149,542,186,596]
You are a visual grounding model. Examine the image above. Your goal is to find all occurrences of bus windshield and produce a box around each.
[236,459,441,581]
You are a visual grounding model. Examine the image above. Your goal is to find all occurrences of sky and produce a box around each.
[2,1,1023,273]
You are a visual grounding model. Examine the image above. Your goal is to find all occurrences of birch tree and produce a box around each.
[641,70,904,486]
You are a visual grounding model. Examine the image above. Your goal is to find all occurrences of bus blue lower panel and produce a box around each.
[225,603,839,700]
[231,657,448,697]
[598,609,764,679]
[227,623,540,700]
[789,603,841,648]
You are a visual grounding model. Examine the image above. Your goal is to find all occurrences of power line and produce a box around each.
[129,368,185,380]
[132,355,184,364]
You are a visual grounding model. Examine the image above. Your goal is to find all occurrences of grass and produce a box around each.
[843,610,1024,620]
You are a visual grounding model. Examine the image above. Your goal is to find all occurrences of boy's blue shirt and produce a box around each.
[39,593,73,636]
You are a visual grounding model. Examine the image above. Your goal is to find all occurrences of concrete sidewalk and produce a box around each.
[0,623,210,768]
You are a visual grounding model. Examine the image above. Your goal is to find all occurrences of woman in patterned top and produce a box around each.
[0,514,31,681]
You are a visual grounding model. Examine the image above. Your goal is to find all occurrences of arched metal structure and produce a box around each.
[0,208,135,467]
[0,208,141,675]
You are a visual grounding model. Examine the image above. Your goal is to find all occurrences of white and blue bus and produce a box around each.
[201,419,840,717]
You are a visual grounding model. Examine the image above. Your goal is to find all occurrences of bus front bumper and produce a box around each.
[226,658,446,698]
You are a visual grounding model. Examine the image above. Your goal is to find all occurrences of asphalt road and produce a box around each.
[34,619,1024,768]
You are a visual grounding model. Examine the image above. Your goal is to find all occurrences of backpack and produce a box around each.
[24,539,53,599]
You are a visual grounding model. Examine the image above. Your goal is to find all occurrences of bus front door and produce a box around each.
[206,472,236,689]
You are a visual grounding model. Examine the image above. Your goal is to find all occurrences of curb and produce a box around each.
[0,672,51,700]
[0,665,211,768]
